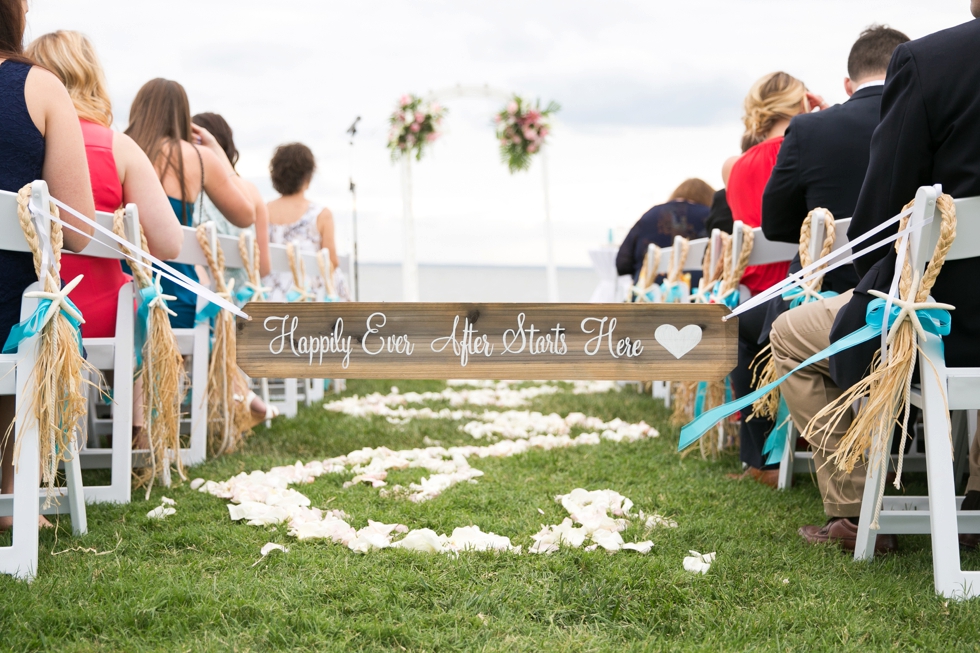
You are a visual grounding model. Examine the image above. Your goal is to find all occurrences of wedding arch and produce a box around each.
[387,84,560,302]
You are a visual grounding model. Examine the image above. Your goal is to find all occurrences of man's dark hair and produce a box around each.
[848,25,910,81]
[269,142,316,195]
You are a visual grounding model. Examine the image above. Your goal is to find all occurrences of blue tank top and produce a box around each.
[0,60,46,342]
[159,196,199,329]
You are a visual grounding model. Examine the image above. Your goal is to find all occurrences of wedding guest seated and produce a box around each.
[191,112,271,295]
[124,78,254,328]
[771,2,980,552]
[615,178,714,284]
[27,31,183,338]
[263,142,347,301]
[0,0,96,528]
[726,71,823,487]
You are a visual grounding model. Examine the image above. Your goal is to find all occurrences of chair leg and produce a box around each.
[777,423,795,490]
[184,322,209,466]
[284,378,298,418]
[63,438,87,536]
[854,428,894,562]
[260,377,271,428]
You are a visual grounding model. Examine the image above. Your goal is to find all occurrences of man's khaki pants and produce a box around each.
[769,291,864,518]
[771,291,980,517]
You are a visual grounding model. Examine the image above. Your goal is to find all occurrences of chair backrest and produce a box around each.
[903,184,979,289]
[946,195,980,262]
[75,205,140,262]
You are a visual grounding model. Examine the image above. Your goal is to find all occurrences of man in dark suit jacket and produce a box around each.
[770,7,980,552]
[729,26,908,486]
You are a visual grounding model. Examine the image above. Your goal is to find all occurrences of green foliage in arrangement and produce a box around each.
[2,379,979,651]
[495,95,560,173]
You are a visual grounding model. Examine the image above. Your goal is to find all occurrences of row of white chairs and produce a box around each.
[646,191,980,599]
[0,181,346,580]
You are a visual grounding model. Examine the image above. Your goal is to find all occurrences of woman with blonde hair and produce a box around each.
[726,71,827,487]
[26,30,183,338]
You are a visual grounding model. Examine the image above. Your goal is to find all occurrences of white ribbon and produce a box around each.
[38,198,249,320]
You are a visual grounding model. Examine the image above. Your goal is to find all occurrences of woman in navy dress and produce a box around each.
[0,0,97,525]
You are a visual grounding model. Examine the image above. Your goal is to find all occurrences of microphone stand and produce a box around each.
[347,116,361,301]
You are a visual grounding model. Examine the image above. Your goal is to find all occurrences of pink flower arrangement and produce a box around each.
[387,94,448,161]
[494,95,559,173]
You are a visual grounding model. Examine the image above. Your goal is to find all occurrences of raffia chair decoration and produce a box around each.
[237,232,270,304]
[751,209,837,422]
[808,194,956,527]
[631,245,661,303]
[316,249,338,301]
[8,185,94,501]
[112,209,186,496]
[195,225,251,456]
[285,242,315,302]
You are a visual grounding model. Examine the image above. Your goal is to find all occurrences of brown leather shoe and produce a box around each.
[799,518,898,554]
[747,467,779,489]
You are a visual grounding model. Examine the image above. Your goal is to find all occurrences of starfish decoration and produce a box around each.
[868,271,955,344]
[783,279,824,305]
[148,272,177,317]
[24,272,85,329]
[630,282,658,303]
[243,279,271,301]
[288,284,315,302]
[688,278,712,304]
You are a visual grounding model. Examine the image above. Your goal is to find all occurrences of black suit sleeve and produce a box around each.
[616,221,640,276]
[849,44,931,277]
[761,120,808,243]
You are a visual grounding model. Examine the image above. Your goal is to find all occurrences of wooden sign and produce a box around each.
[236,303,737,381]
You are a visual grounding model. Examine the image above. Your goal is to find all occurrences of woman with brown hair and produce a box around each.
[191,111,271,294]
[0,0,96,526]
[124,78,255,329]
[26,31,183,338]
[615,177,714,283]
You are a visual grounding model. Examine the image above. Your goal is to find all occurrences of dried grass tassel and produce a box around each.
[112,210,186,498]
[195,225,251,456]
[806,195,957,528]
[9,185,95,504]
[286,243,315,302]
[752,210,837,421]
[238,233,269,303]
[316,248,338,300]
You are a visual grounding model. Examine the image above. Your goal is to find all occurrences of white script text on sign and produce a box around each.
[236,303,737,381]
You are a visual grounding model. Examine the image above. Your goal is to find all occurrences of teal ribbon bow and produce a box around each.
[715,289,740,309]
[135,279,177,367]
[195,301,221,326]
[678,297,952,451]
[2,296,84,354]
[663,282,684,303]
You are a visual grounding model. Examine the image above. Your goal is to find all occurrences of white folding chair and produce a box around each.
[853,186,980,599]
[72,205,139,503]
[0,181,87,580]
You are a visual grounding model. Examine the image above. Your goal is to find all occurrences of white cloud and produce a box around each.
[26,0,973,270]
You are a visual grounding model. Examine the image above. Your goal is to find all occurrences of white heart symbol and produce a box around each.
[655,324,702,359]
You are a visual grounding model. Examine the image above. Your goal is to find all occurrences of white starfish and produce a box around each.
[688,278,712,304]
[868,271,955,344]
[784,280,824,305]
[24,272,85,329]
[243,279,271,301]
[631,283,658,303]
[289,284,314,302]
[147,272,177,317]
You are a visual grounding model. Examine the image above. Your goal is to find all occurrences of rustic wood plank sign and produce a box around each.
[236,303,737,381]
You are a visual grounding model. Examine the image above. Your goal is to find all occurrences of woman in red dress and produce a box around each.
[27,31,181,337]
[725,72,828,486]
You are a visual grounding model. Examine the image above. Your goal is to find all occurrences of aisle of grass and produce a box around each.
[1,379,979,651]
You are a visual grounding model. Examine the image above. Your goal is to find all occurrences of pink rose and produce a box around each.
[540,126,550,137]
[507,101,518,115]
[527,143,539,153]
[415,111,425,122]
[410,122,421,132]
[425,132,438,142]
[523,127,536,140]
[512,136,522,144]
[400,94,411,107]
[528,110,541,122]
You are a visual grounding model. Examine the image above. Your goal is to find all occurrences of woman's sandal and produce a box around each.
[236,390,280,427]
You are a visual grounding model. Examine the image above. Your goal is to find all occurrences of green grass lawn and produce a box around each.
[2,379,980,652]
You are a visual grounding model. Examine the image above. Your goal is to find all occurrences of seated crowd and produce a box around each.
[0,2,346,520]
[617,3,980,554]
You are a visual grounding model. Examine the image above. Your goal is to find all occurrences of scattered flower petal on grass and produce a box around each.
[161,496,176,506]
[683,551,716,575]
[147,505,176,520]
[622,541,654,554]
[189,478,205,490]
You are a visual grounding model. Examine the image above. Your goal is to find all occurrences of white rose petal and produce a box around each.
[147,506,176,520]
[683,551,716,575]
[189,478,205,491]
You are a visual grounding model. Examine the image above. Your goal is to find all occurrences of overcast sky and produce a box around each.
[27,1,975,267]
